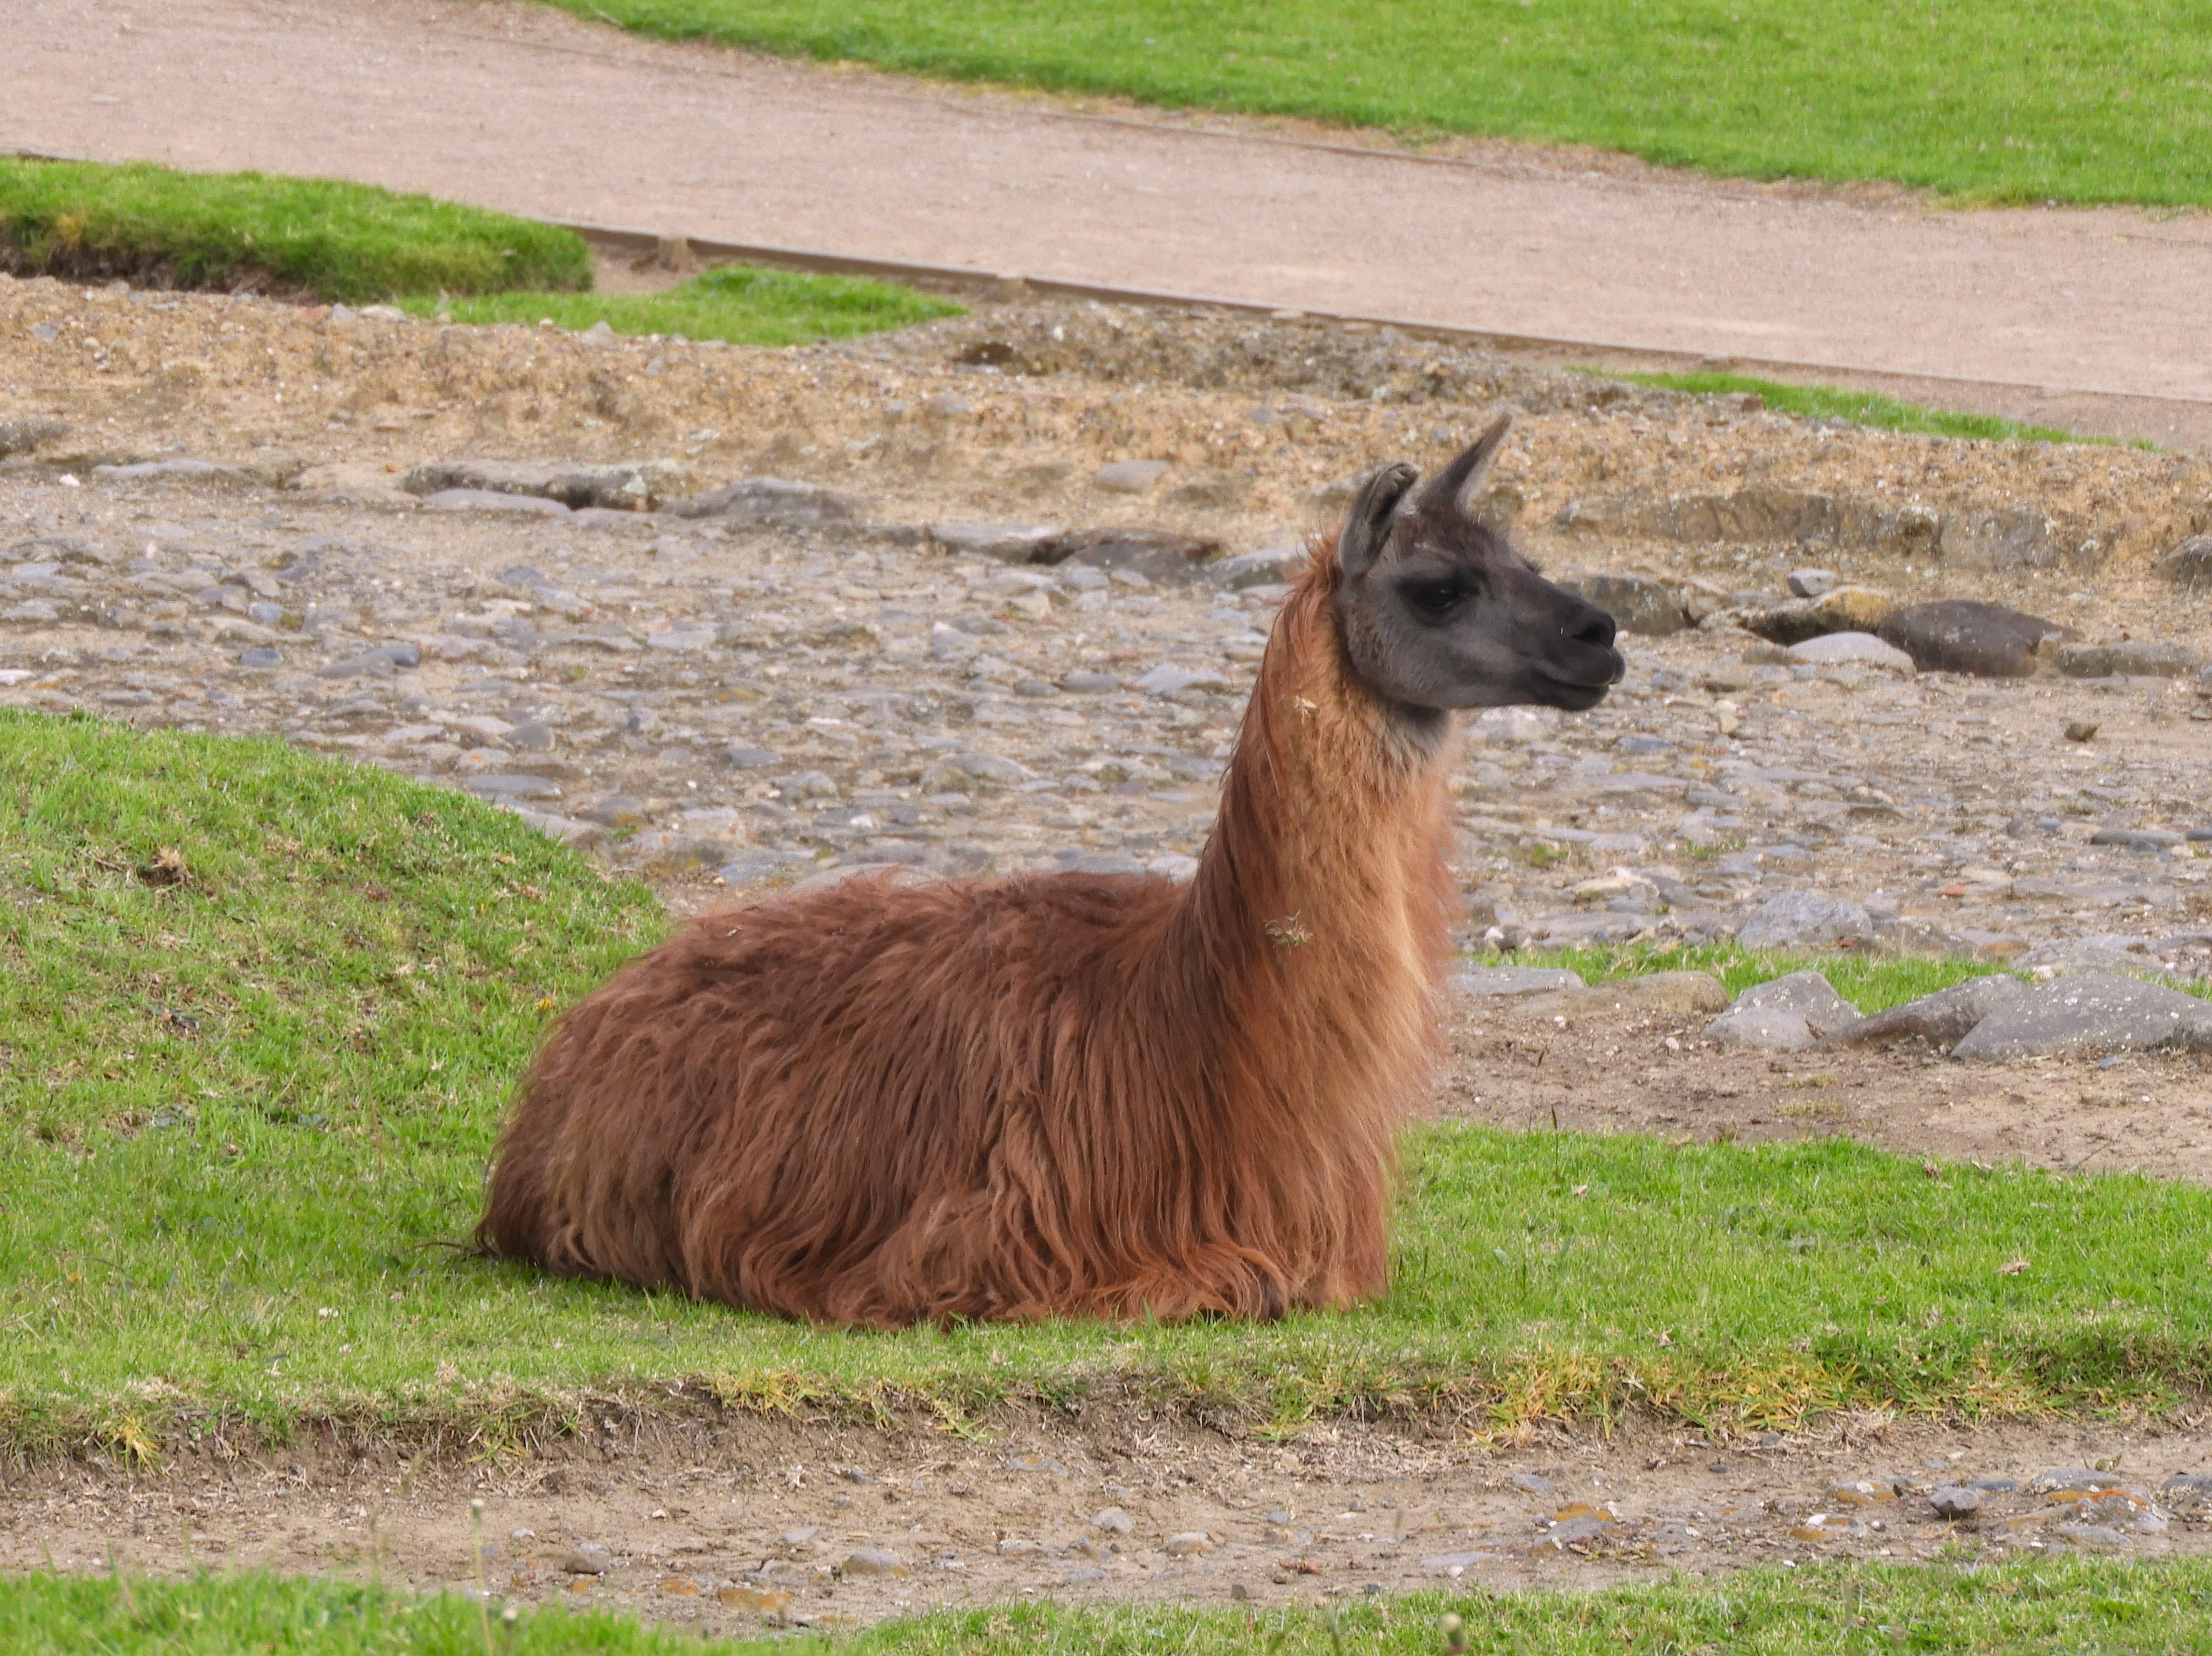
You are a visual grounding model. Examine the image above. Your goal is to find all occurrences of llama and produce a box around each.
[477,417,1621,1328]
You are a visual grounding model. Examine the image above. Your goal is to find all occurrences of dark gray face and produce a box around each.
[1334,416,1624,715]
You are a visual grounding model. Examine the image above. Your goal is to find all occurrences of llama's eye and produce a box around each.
[1400,580,1466,621]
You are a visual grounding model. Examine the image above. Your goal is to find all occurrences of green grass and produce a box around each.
[1516,940,2008,1012]
[0,159,590,303]
[1603,370,2104,445]
[7,710,2212,1462]
[399,262,962,346]
[17,1560,2212,1654]
[535,0,2212,210]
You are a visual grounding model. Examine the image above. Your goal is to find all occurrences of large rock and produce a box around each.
[1874,600,2069,677]
[1746,585,1898,645]
[1735,891,1874,950]
[930,522,1064,562]
[406,458,692,511]
[1558,571,1687,636]
[2153,534,2212,591]
[1051,528,1222,586]
[2056,640,2203,679]
[1733,970,1861,1036]
[1205,544,1309,590]
[667,475,855,524]
[1952,972,2212,1060]
[1705,1004,1815,1050]
[1826,975,2026,1049]
[1787,631,1916,672]
[1458,965,1586,997]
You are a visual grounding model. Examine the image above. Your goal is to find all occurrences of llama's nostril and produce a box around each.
[1569,609,1617,651]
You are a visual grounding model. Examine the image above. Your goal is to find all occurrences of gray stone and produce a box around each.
[237,647,283,668]
[839,1547,906,1577]
[507,721,557,752]
[1787,631,1915,672]
[1942,506,2061,571]
[563,1543,613,1575]
[667,476,857,525]
[1092,460,1171,495]
[1131,664,1231,697]
[949,751,1034,787]
[92,458,255,487]
[404,458,690,511]
[1825,975,2026,1049]
[1061,671,1121,694]
[2153,534,2212,591]
[1952,971,2212,1060]
[1704,1003,1815,1051]
[1457,965,1585,997]
[930,522,1065,562]
[0,417,67,458]
[7,534,110,566]
[2051,1523,2135,1549]
[1735,891,1875,950]
[722,745,779,769]
[1205,544,1308,590]
[1732,970,1861,1036]
[1928,1485,1983,1519]
[2089,826,2182,850]
[1787,568,1838,598]
[1053,528,1221,586]
[1560,571,1686,637]
[1162,1532,1215,1556]
[463,774,561,799]
[2057,640,2203,679]
[1507,1472,1557,1497]
[316,644,419,679]
[1091,1507,1134,1534]
[779,1527,821,1551]
[2030,1468,2133,1493]
[1875,600,2067,677]
[420,487,571,517]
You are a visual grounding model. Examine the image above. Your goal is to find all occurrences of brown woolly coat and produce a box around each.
[477,533,1459,1327]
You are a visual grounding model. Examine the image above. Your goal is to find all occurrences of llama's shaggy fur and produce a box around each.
[477,529,1458,1327]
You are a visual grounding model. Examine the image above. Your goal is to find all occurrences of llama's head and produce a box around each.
[1333,416,1623,715]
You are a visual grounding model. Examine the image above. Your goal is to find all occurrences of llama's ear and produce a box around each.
[1339,461,1418,579]
[1417,414,1512,520]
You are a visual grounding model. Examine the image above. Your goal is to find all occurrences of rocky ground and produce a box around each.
[7,1405,2212,1634]
[6,268,2212,1624]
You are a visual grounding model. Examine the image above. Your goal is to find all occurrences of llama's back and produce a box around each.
[478,869,1198,1325]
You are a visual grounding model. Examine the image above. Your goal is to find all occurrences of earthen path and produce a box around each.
[5,0,2212,448]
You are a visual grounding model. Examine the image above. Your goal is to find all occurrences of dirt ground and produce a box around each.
[7,1404,2212,1633]
[11,0,2212,448]
[1444,993,2212,1185]
[5,272,2212,1623]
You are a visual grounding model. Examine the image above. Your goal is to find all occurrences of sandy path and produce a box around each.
[5,0,2212,448]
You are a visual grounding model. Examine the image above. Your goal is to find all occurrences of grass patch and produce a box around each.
[399,262,962,346]
[1511,940,2010,1013]
[539,0,2212,210]
[1602,369,2107,445]
[0,1569,746,1654]
[6,710,2212,1460]
[16,1559,2212,1653]
[0,158,589,303]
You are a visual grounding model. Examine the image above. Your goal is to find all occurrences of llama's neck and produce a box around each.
[1171,558,1458,1116]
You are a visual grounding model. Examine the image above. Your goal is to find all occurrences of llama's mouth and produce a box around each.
[1529,657,1623,710]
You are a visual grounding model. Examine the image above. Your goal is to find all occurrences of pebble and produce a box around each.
[1090,1507,1134,1534]
[839,1547,906,1577]
[1928,1485,1982,1518]
[1161,1532,1215,1556]
[563,1543,613,1574]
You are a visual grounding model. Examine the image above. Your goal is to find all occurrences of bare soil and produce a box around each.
[7,1404,2212,1635]
[9,0,2212,447]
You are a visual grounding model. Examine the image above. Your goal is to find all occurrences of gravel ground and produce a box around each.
[8,1404,2212,1633]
